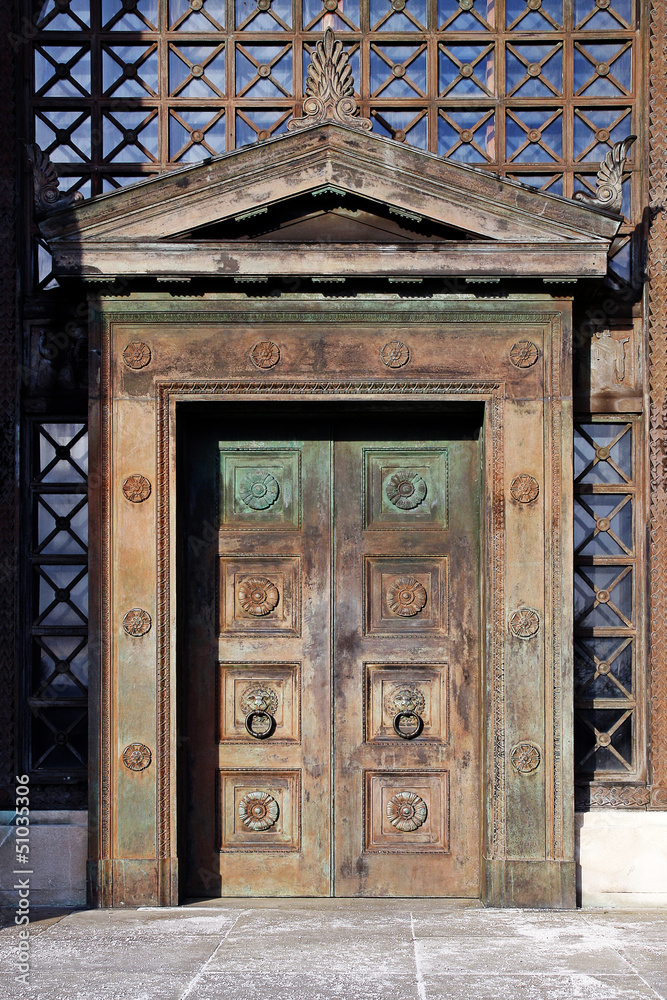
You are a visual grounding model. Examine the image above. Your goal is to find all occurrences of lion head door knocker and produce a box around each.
[240,684,279,740]
[390,686,426,740]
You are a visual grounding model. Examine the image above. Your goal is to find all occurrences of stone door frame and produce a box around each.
[88,295,574,908]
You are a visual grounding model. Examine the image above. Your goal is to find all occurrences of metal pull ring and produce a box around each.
[245,710,276,740]
[393,711,424,740]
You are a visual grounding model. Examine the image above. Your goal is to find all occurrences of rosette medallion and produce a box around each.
[386,576,427,617]
[237,577,280,616]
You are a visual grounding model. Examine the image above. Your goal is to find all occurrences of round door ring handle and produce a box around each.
[245,710,277,740]
[393,711,424,740]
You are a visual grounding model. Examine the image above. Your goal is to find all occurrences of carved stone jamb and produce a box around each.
[573,136,637,216]
[287,28,372,133]
[24,143,84,219]
[648,0,667,809]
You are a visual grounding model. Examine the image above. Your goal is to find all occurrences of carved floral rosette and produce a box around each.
[122,608,152,637]
[237,577,280,616]
[122,474,152,503]
[385,470,427,510]
[122,341,151,370]
[386,576,427,617]
[510,742,541,774]
[509,341,539,368]
[386,791,428,832]
[238,790,280,831]
[509,606,540,638]
[380,341,410,368]
[122,743,152,771]
[509,474,540,504]
[238,470,280,510]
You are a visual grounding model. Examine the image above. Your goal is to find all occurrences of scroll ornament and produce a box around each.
[287,28,372,133]
[24,142,84,218]
[573,135,637,215]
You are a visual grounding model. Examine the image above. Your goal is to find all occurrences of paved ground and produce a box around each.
[0,899,666,1000]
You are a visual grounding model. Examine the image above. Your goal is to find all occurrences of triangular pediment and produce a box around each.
[40,123,620,281]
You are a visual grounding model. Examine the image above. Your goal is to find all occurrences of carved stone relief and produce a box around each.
[122,743,152,771]
[122,342,152,369]
[250,341,280,369]
[510,742,541,774]
[509,341,539,369]
[380,341,410,368]
[122,608,152,637]
[122,475,152,503]
[510,475,540,504]
[509,607,540,638]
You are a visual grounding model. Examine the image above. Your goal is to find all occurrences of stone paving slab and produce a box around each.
[0,902,665,1000]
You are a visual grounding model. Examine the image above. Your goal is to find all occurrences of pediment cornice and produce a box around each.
[41,124,619,244]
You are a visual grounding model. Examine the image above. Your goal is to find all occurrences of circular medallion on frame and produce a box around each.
[510,474,540,504]
[250,341,281,369]
[122,743,152,771]
[122,342,151,369]
[122,608,152,637]
[509,341,539,369]
[510,741,541,774]
[509,606,540,638]
[122,474,152,503]
[380,341,410,368]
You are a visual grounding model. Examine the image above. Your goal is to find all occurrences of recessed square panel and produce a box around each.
[218,556,301,636]
[364,556,449,636]
[365,663,448,743]
[364,771,450,853]
[217,770,301,851]
[217,662,301,743]
[364,448,449,530]
[219,448,301,530]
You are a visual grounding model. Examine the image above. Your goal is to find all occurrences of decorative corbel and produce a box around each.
[287,28,372,133]
[572,135,637,215]
[24,142,84,218]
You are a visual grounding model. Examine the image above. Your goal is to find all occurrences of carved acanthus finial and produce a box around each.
[572,135,637,215]
[287,28,372,133]
[24,142,84,218]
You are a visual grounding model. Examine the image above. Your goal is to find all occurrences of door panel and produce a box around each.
[181,422,332,897]
[333,437,480,896]
[181,408,480,898]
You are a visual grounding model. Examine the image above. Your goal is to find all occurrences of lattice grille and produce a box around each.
[27,421,88,778]
[26,0,641,287]
[573,418,644,778]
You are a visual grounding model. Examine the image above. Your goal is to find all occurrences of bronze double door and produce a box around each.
[180,406,481,898]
